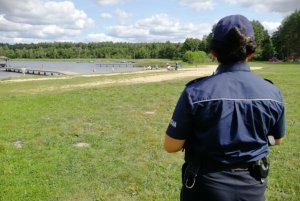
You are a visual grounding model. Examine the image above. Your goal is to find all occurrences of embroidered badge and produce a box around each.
[170,119,177,128]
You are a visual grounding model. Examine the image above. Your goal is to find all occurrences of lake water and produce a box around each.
[0,61,142,79]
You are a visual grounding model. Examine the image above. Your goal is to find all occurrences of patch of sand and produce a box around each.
[14,141,24,148]
[145,111,155,115]
[73,142,90,148]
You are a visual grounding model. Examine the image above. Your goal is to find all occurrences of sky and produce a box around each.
[0,0,299,44]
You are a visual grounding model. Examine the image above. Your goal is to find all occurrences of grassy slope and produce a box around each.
[252,62,300,200]
[0,62,299,200]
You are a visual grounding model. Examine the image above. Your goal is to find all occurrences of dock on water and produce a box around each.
[4,67,65,76]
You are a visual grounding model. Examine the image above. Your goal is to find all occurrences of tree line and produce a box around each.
[0,10,299,62]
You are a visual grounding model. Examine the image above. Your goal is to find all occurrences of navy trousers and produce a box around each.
[180,163,266,201]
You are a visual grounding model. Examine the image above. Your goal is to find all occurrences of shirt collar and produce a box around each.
[215,62,251,74]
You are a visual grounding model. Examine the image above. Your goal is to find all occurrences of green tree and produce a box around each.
[135,46,150,59]
[182,38,202,52]
[251,20,272,60]
[261,37,274,60]
[272,10,300,60]
[159,41,181,59]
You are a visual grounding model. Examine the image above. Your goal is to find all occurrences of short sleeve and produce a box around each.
[166,89,193,140]
[269,106,285,139]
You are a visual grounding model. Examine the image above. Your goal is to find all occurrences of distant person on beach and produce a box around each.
[164,15,285,201]
[175,62,179,70]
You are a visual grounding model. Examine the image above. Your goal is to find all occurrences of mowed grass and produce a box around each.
[0,62,299,201]
[251,62,300,200]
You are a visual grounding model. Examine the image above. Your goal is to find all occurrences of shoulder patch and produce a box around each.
[264,78,274,84]
[186,76,209,86]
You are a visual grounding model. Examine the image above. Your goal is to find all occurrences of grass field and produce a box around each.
[0,62,299,200]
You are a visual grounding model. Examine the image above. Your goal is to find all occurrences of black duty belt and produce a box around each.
[191,159,250,172]
[183,157,269,187]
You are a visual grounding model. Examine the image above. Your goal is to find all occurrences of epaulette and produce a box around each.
[186,76,209,86]
[264,78,274,84]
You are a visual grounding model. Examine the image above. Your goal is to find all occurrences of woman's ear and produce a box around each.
[210,50,218,58]
[246,53,254,61]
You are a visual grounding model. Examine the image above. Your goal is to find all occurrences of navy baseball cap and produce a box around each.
[212,15,255,42]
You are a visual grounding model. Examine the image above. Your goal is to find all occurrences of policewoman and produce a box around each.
[164,15,285,201]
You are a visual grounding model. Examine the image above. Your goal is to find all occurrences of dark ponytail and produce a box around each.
[210,27,256,64]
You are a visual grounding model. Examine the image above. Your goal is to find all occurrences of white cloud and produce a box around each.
[86,33,125,42]
[0,0,94,43]
[94,0,128,5]
[224,0,300,14]
[106,13,211,42]
[178,0,215,10]
[115,9,132,19]
[0,34,46,43]
[0,0,94,28]
[100,12,113,19]
[262,21,281,34]
[0,15,32,32]
[100,9,131,20]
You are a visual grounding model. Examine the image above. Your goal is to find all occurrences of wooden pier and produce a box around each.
[4,67,65,76]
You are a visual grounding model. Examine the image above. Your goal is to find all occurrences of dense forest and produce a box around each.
[0,10,299,61]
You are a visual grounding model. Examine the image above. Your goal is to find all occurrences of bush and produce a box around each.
[182,51,209,64]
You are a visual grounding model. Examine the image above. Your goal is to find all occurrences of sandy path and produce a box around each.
[38,66,217,92]
[2,65,262,93]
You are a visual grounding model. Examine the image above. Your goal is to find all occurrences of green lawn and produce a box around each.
[0,62,299,200]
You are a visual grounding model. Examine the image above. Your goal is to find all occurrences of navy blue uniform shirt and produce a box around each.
[166,62,285,164]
